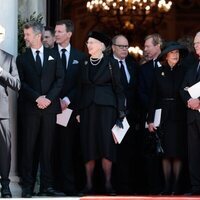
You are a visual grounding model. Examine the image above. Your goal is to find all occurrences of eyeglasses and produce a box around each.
[113,44,129,49]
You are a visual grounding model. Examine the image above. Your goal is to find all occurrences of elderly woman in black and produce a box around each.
[77,31,125,195]
[147,42,188,195]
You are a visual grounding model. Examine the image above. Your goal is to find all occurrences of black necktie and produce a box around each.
[154,59,158,68]
[119,61,128,87]
[196,62,200,81]
[35,50,42,74]
[61,49,67,69]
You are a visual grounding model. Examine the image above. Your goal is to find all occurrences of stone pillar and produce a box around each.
[0,0,18,178]
[19,0,46,24]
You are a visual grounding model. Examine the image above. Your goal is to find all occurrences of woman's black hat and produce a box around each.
[158,41,188,61]
[88,31,111,47]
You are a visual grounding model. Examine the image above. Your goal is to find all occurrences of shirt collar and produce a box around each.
[31,45,44,54]
[58,43,71,53]
[113,55,125,63]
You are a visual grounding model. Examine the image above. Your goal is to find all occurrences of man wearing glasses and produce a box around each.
[111,34,140,194]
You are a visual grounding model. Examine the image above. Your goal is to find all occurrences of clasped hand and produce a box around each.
[187,98,200,110]
[36,96,51,109]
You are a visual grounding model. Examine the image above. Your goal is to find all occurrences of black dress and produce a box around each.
[78,55,125,163]
[148,63,187,158]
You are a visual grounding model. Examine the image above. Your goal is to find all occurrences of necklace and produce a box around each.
[90,54,103,66]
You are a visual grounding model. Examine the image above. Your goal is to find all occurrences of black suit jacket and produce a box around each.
[54,45,85,110]
[180,58,200,123]
[138,60,155,111]
[17,47,64,114]
[112,55,139,120]
[78,55,125,112]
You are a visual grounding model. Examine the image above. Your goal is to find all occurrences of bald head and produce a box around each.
[194,31,200,57]
[112,35,129,60]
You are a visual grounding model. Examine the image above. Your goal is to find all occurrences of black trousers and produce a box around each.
[54,113,83,193]
[0,119,11,182]
[188,118,200,192]
[21,113,56,190]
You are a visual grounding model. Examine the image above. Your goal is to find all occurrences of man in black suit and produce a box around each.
[180,31,200,195]
[54,19,85,195]
[17,21,64,197]
[138,33,163,194]
[111,34,139,194]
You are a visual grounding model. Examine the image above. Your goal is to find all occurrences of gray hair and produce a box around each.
[145,33,163,47]
[23,21,44,39]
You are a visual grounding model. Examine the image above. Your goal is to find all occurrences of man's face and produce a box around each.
[112,36,129,60]
[24,27,41,48]
[194,33,200,57]
[43,30,55,48]
[144,37,160,60]
[55,24,71,47]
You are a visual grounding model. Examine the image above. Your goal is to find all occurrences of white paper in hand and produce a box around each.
[56,108,73,127]
[188,81,200,112]
[112,117,130,144]
[188,81,200,98]
[145,109,162,128]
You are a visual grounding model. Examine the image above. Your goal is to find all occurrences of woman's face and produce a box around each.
[166,49,180,67]
[86,37,104,57]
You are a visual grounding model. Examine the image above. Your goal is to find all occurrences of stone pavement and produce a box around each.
[8,177,79,199]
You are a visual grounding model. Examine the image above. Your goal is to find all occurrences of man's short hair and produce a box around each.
[44,26,55,36]
[23,21,44,35]
[145,33,163,47]
[56,19,74,33]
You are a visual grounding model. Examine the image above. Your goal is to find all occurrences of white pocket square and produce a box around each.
[48,56,54,61]
[72,60,79,64]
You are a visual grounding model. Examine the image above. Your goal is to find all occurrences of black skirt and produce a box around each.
[161,120,187,158]
[80,103,117,163]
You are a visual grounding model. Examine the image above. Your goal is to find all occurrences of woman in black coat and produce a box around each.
[147,42,188,194]
[76,31,125,195]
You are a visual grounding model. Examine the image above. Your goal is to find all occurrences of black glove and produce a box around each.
[116,118,124,129]
[115,111,126,129]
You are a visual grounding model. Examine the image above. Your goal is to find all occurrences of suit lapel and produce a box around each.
[42,48,48,73]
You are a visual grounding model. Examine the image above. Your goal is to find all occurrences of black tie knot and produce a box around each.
[36,50,40,55]
[61,49,66,53]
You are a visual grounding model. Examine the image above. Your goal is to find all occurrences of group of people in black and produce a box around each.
[1,17,200,198]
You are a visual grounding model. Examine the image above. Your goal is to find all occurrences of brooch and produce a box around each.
[161,72,165,76]
[84,61,88,66]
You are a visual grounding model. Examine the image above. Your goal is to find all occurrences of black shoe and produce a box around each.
[78,186,94,196]
[64,191,77,196]
[105,186,116,196]
[38,187,65,197]
[22,188,33,198]
[1,185,12,198]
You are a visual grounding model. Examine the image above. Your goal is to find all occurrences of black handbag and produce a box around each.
[144,129,164,156]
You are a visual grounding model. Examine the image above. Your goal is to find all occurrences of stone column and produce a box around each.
[19,0,46,23]
[0,0,18,178]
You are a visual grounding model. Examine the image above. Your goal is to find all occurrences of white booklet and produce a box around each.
[145,109,162,128]
[56,108,73,127]
[188,81,200,112]
[112,117,130,144]
[188,81,200,99]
